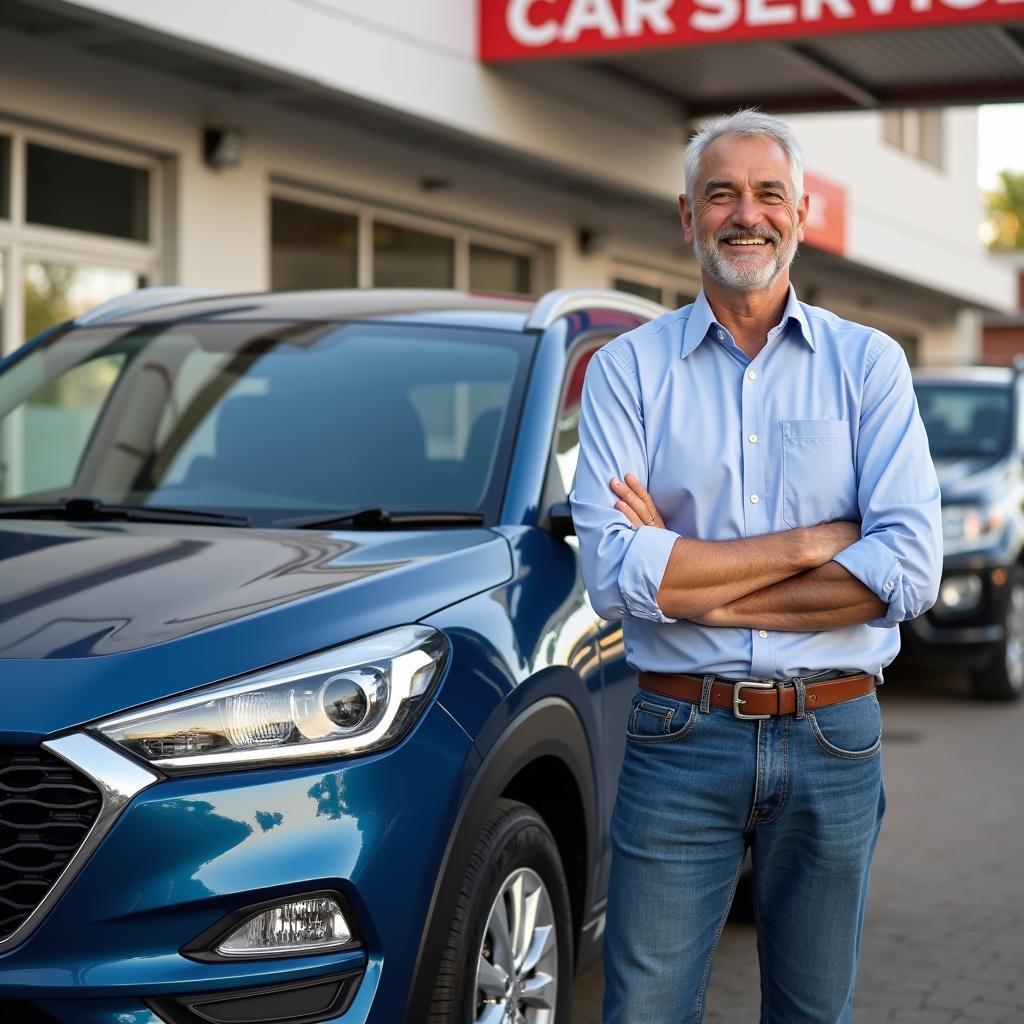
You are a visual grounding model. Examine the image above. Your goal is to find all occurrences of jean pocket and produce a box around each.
[625,693,698,744]
[781,419,858,528]
[808,692,882,760]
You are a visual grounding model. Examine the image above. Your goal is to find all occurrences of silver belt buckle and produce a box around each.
[732,679,775,720]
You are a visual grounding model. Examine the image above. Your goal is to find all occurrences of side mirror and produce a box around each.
[547,501,575,538]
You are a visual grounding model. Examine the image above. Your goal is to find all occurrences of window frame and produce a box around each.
[545,332,618,507]
[611,261,700,310]
[881,108,946,171]
[270,181,549,296]
[0,121,162,357]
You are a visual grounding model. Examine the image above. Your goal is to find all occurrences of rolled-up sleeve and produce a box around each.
[833,337,942,627]
[569,346,678,623]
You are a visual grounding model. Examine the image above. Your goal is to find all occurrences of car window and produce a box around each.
[0,352,125,498]
[0,320,533,523]
[915,382,1012,459]
[554,338,612,493]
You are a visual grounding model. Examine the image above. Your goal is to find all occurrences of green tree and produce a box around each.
[985,169,1024,251]
[23,260,76,342]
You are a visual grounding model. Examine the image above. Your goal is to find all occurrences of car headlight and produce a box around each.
[93,625,447,772]
[932,573,984,618]
[942,503,1005,555]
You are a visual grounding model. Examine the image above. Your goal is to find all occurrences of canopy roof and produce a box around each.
[480,1,1024,112]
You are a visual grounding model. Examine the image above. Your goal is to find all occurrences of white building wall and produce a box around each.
[787,108,1005,312]
[60,0,686,204]
[0,22,695,344]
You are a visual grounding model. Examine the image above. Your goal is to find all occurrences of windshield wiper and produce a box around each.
[276,506,486,530]
[0,497,250,527]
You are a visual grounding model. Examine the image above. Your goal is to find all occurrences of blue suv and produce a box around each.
[0,286,663,1024]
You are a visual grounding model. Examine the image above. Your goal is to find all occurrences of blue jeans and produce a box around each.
[602,678,886,1024]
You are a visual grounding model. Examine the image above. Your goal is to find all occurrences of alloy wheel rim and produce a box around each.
[1005,581,1024,692]
[474,866,557,1024]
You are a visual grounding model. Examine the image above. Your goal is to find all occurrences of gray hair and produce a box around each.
[684,109,805,204]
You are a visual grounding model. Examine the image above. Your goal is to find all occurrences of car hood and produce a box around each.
[0,520,511,735]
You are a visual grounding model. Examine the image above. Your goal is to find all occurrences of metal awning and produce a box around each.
[480,2,1024,112]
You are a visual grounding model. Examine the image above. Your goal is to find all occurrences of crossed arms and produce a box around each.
[611,474,885,631]
[569,341,942,633]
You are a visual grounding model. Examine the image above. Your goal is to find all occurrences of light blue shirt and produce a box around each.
[569,287,943,680]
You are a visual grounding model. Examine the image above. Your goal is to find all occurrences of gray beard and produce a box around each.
[694,230,798,292]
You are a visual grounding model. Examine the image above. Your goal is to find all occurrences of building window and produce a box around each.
[470,244,532,295]
[26,143,150,241]
[271,197,357,290]
[271,185,546,295]
[0,136,9,220]
[374,221,455,288]
[613,276,662,305]
[0,127,160,354]
[23,260,144,342]
[882,109,944,169]
[613,266,700,309]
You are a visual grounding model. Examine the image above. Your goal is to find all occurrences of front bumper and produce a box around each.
[0,702,476,1024]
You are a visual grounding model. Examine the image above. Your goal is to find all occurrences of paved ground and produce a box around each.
[571,666,1024,1023]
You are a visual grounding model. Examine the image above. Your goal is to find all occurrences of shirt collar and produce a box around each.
[681,285,815,358]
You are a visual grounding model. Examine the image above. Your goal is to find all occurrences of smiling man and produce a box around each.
[570,110,943,1022]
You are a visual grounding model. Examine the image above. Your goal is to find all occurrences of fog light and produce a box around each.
[933,574,983,617]
[216,896,353,957]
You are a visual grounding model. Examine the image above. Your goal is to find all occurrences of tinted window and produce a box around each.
[470,244,532,295]
[915,382,1012,458]
[613,277,661,304]
[271,198,358,290]
[26,143,149,241]
[555,340,609,493]
[1,353,125,497]
[374,222,454,288]
[0,321,532,523]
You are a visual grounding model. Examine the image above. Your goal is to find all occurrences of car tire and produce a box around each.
[429,798,573,1024]
[970,568,1024,701]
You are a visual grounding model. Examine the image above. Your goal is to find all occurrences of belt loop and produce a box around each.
[700,674,715,714]
[792,676,807,720]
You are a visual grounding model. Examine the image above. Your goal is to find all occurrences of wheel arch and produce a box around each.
[404,696,597,1022]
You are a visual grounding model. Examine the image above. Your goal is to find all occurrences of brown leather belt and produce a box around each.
[638,671,876,720]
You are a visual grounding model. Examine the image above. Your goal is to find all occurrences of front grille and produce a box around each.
[0,748,103,942]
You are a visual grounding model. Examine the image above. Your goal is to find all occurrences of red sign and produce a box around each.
[803,171,846,255]
[480,0,1024,61]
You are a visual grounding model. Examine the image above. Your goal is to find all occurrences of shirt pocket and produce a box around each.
[781,419,858,528]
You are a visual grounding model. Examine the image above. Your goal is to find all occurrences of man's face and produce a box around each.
[680,135,808,294]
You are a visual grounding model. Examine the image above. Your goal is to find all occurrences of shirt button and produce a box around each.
[717,329,725,340]
[758,630,769,638]
[885,581,895,591]
[748,433,758,443]
[747,370,757,381]
[749,494,759,504]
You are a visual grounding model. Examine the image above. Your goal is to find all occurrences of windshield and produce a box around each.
[914,381,1013,459]
[0,319,532,525]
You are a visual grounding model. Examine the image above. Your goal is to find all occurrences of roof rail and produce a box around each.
[526,288,667,330]
[75,287,221,325]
